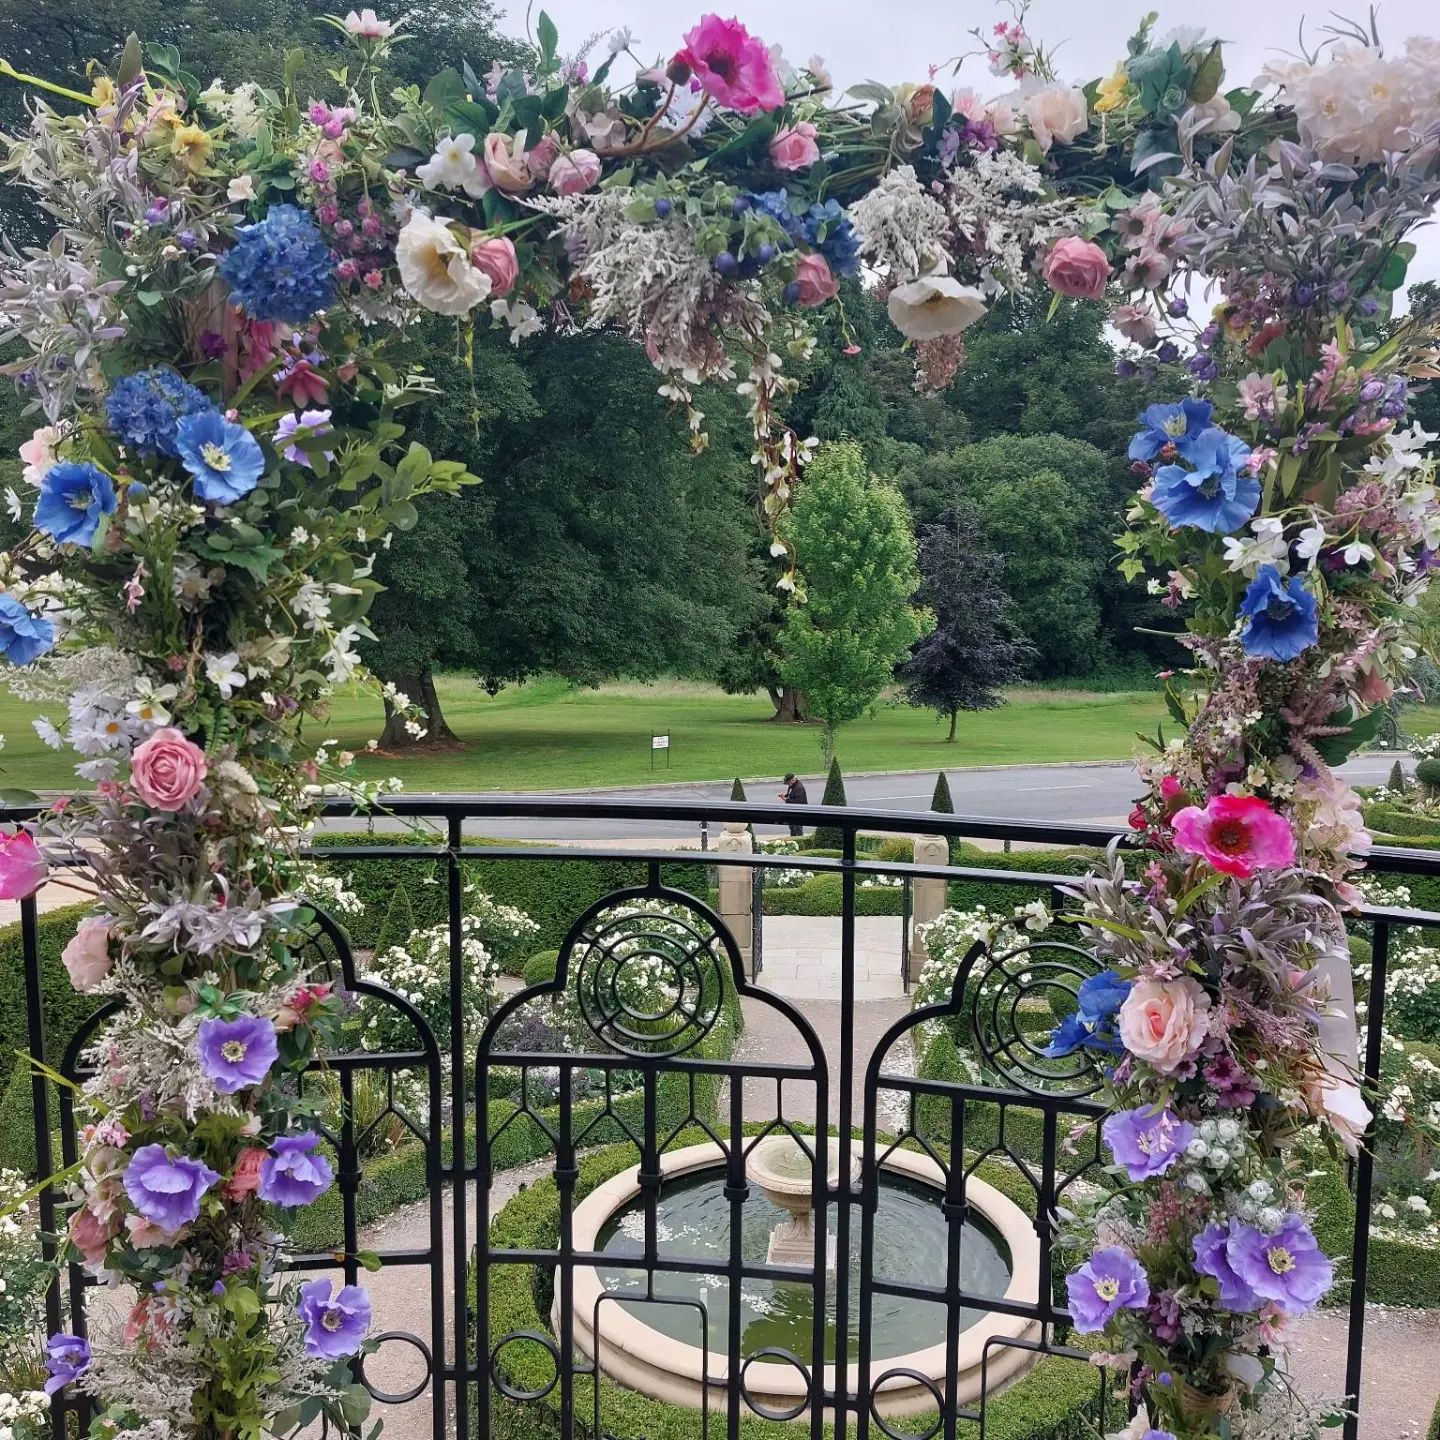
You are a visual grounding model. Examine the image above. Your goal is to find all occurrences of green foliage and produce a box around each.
[730,776,747,802]
[812,757,849,848]
[0,1064,61,1177]
[521,949,560,986]
[1416,758,1440,797]
[1429,1391,1440,1440]
[373,885,417,957]
[1362,802,1440,839]
[931,771,955,813]
[1389,759,1410,794]
[778,441,928,761]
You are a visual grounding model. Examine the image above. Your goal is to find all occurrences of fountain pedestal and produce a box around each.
[746,1134,857,1269]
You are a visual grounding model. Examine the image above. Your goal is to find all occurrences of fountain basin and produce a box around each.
[561,1140,1041,1422]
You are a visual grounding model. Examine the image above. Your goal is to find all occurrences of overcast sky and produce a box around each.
[495,0,1440,293]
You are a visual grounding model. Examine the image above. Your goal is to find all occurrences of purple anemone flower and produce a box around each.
[122,1144,221,1231]
[1065,1246,1149,1332]
[1102,1106,1193,1182]
[45,1334,91,1394]
[259,1131,334,1207]
[1192,1219,1260,1311]
[297,1278,371,1358]
[197,1014,279,1094]
[1227,1216,1333,1314]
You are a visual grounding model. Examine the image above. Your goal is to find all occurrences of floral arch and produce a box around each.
[0,7,1438,1440]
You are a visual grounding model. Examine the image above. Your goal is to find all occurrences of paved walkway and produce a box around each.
[754,914,909,1001]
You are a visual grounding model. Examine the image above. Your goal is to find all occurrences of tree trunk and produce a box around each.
[770,685,809,723]
[946,708,958,743]
[377,668,459,748]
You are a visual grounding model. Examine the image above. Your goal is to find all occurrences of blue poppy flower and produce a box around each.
[1238,565,1319,661]
[0,593,54,665]
[34,462,116,547]
[1128,397,1214,463]
[1151,427,1258,534]
[175,410,267,504]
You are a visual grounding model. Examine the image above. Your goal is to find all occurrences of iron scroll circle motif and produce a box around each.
[954,939,1113,1098]
[559,887,733,1058]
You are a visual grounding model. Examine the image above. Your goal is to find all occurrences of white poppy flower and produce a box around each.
[887,276,987,340]
[396,213,493,317]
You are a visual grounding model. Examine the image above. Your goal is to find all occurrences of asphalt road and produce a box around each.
[318,752,1404,844]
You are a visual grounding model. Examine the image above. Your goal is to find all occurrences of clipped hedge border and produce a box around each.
[285,983,743,1254]
[476,1127,1106,1440]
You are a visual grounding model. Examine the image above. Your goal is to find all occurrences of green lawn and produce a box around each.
[0,676,1168,793]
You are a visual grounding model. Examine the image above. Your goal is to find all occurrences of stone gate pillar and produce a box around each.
[715,821,755,980]
[907,833,950,986]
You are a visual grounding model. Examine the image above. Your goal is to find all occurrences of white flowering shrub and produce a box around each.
[913,904,1052,1012]
[0,1170,51,1440]
[463,888,542,972]
[1369,1034,1440,1241]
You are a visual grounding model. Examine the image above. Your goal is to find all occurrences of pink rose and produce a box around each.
[790,253,838,308]
[469,235,519,298]
[129,727,208,813]
[69,1205,120,1268]
[225,1146,268,1200]
[526,134,558,180]
[548,147,601,196]
[1118,976,1211,1075]
[126,1213,186,1248]
[482,132,534,194]
[62,918,113,993]
[1021,85,1088,152]
[769,121,820,171]
[1042,237,1111,300]
[0,830,47,900]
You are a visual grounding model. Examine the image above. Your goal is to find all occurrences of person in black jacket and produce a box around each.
[778,772,808,836]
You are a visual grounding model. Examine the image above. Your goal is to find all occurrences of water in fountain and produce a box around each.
[594,1167,1012,1363]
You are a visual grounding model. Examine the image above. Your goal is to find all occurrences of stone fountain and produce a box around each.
[746,1133,857,1268]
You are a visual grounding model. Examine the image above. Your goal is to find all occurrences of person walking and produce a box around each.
[778,772,808,836]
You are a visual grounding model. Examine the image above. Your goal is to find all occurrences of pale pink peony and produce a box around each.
[482,132,534,193]
[225,1146,269,1200]
[469,235,519,298]
[0,831,46,900]
[1171,793,1296,878]
[61,918,113,993]
[129,727,208,813]
[791,253,838,308]
[1021,85,1088,152]
[770,121,820,170]
[548,147,602,195]
[126,1213,185,1248]
[1041,236,1111,300]
[679,15,784,115]
[1118,976,1211,1074]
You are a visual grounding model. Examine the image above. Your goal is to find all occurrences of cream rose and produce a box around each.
[1117,976,1210,1074]
[1022,85,1088,152]
[396,213,493,316]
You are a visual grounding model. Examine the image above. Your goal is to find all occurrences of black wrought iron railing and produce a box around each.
[11,796,1438,1440]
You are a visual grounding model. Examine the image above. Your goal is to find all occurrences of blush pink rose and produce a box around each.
[549,148,602,195]
[0,830,47,900]
[1109,302,1157,347]
[769,121,820,171]
[1118,976,1210,1075]
[69,1205,120,1267]
[469,235,519,298]
[525,133,558,180]
[1042,236,1112,300]
[791,253,839,308]
[61,918,113,993]
[225,1146,269,1200]
[482,132,534,194]
[129,727,208,812]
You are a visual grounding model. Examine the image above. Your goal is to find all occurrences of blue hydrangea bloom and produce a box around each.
[1238,565,1319,661]
[0,593,54,665]
[106,368,209,457]
[798,198,861,277]
[1151,427,1258,534]
[1128,397,1213,462]
[745,189,802,241]
[175,410,267,504]
[34,462,116,547]
[218,204,336,322]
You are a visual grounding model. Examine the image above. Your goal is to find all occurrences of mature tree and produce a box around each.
[777,441,928,763]
[897,507,1032,741]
